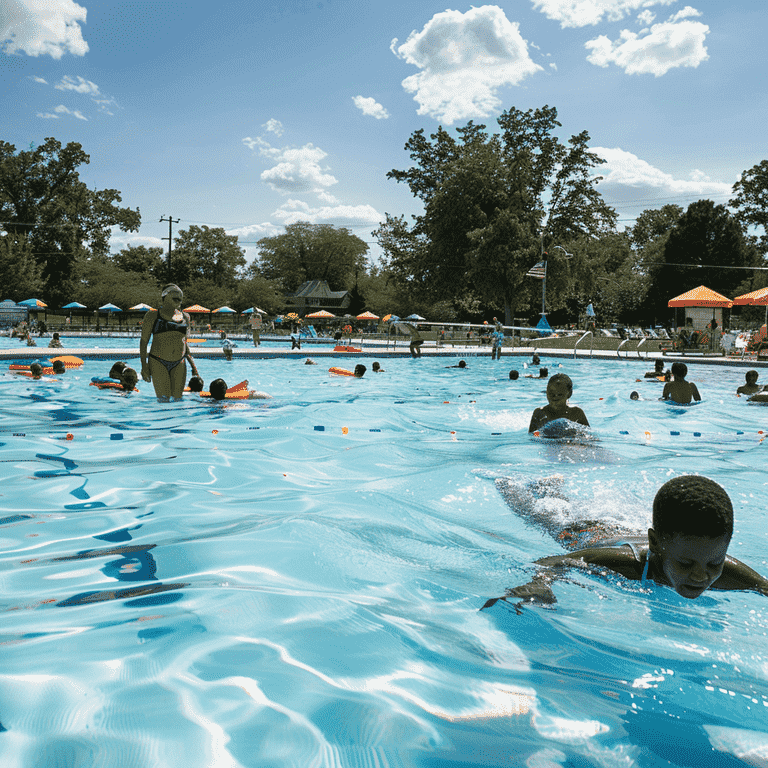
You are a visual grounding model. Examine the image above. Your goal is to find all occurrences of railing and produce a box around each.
[573,331,593,358]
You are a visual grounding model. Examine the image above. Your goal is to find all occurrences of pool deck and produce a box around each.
[2,340,766,368]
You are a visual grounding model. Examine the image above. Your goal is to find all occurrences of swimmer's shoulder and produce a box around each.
[712,557,768,594]
[536,543,645,581]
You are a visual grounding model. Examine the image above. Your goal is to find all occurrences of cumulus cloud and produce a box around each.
[391,5,542,124]
[1,0,89,58]
[39,104,87,120]
[352,96,390,119]
[242,135,338,194]
[31,75,48,84]
[531,0,676,28]
[272,199,383,228]
[593,146,733,200]
[225,222,283,240]
[585,8,708,76]
[55,74,99,94]
[262,118,284,137]
[636,10,656,25]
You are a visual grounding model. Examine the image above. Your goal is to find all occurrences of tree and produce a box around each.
[645,199,760,317]
[112,244,165,281]
[77,256,163,310]
[255,221,369,293]
[234,273,284,315]
[169,225,246,289]
[381,106,616,323]
[0,233,44,300]
[0,138,140,305]
[731,160,768,254]
[630,205,683,250]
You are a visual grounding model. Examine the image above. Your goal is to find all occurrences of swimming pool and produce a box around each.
[1,355,767,767]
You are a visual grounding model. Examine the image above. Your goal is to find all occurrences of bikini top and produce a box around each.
[153,312,188,335]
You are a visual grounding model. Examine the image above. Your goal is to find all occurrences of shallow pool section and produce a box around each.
[1,356,767,767]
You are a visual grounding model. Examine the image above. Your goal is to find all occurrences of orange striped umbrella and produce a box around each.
[667,285,733,307]
[733,287,768,306]
[183,304,211,313]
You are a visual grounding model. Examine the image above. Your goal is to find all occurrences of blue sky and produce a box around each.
[2,0,765,266]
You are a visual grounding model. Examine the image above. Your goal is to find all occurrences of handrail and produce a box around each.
[616,338,629,358]
[573,331,593,358]
[636,337,650,358]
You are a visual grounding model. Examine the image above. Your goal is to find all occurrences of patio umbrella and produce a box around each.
[356,311,379,320]
[668,285,732,342]
[585,302,596,317]
[213,306,236,313]
[183,304,211,313]
[98,302,122,328]
[733,286,768,327]
[382,314,393,322]
[242,306,266,315]
[405,313,425,321]
[62,301,87,328]
[306,310,335,318]
[129,303,154,311]
[19,298,48,308]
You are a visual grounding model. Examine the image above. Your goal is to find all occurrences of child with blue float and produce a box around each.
[484,475,768,611]
[528,373,589,433]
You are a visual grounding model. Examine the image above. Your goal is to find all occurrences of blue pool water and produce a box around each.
[1,355,767,767]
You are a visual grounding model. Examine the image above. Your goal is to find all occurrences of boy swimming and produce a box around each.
[662,362,701,404]
[484,475,768,611]
[528,372,589,433]
[737,370,762,396]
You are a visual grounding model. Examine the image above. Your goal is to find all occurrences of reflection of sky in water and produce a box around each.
[0,356,767,766]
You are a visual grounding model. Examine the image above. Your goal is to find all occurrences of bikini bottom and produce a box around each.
[149,353,184,375]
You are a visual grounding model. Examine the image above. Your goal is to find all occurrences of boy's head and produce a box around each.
[29,362,43,379]
[509,369,519,380]
[532,354,540,365]
[53,332,60,340]
[458,360,466,368]
[209,378,228,400]
[52,360,66,374]
[372,362,381,372]
[546,373,572,404]
[630,390,639,400]
[654,359,664,371]
[745,370,758,384]
[120,368,139,390]
[354,364,366,377]
[539,367,549,378]
[109,361,127,379]
[649,475,733,599]
[223,346,233,361]
[188,376,204,392]
[671,361,687,379]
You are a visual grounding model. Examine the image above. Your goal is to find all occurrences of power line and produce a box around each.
[159,215,179,282]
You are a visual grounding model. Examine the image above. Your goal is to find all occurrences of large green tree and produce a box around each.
[380,106,616,323]
[112,244,165,282]
[730,159,768,254]
[255,221,369,293]
[0,233,44,300]
[0,138,140,305]
[169,225,246,289]
[645,199,760,318]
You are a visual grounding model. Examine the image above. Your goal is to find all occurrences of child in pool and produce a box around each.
[484,475,768,610]
[208,378,272,400]
[662,362,701,404]
[644,359,668,379]
[372,361,384,373]
[737,370,761,396]
[528,373,589,433]
[524,367,548,379]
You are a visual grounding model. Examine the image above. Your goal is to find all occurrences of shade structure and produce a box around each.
[242,306,266,315]
[306,310,335,318]
[585,303,596,317]
[667,286,733,308]
[62,301,87,310]
[732,287,768,306]
[382,314,393,322]
[285,313,300,320]
[405,313,426,321]
[356,311,379,320]
[213,306,236,313]
[19,298,47,308]
[98,303,122,312]
[183,304,211,313]
[129,303,154,311]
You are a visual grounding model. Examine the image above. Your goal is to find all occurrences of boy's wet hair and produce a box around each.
[188,376,204,392]
[746,370,758,383]
[30,362,43,376]
[654,359,664,370]
[653,475,733,541]
[547,372,570,391]
[209,378,227,400]
[372,361,381,371]
[109,361,127,379]
[671,361,687,378]
[52,360,66,373]
[539,367,549,378]
[458,360,466,368]
[121,368,138,390]
[354,364,366,377]
[509,369,519,380]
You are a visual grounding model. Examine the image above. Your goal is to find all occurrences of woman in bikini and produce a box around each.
[140,284,199,400]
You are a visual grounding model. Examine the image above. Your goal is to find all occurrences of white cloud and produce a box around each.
[531,0,676,28]
[31,75,48,84]
[272,200,383,228]
[262,118,284,137]
[1,0,88,58]
[36,111,59,119]
[636,10,656,25]
[593,146,733,199]
[243,136,338,194]
[49,103,87,120]
[55,74,100,95]
[225,223,283,240]
[391,5,542,125]
[585,10,708,76]
[352,96,390,120]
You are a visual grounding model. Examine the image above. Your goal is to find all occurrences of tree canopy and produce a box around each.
[379,106,616,323]
[0,138,140,305]
[731,160,768,254]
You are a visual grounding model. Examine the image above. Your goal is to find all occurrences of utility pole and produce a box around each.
[160,215,180,282]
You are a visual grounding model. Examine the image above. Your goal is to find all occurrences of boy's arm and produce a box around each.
[572,407,589,427]
[712,557,768,595]
[528,407,545,433]
[691,383,701,401]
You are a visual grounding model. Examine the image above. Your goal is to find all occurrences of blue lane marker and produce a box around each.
[110,433,123,440]
[369,429,381,432]
[314,425,325,431]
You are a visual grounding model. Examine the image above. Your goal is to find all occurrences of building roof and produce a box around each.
[287,280,349,300]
